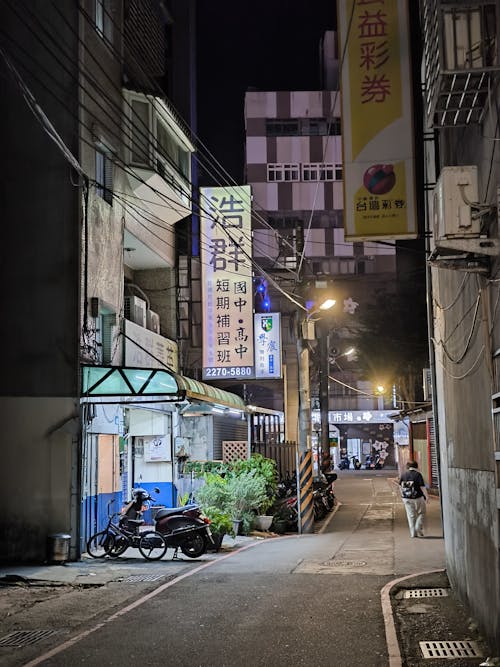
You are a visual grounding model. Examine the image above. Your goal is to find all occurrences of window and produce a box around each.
[95,0,113,42]
[125,92,192,193]
[302,163,343,182]
[265,117,341,136]
[301,118,328,135]
[130,99,151,164]
[266,119,299,136]
[95,150,113,205]
[267,163,300,182]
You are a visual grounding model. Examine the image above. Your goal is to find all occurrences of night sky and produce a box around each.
[196,1,337,183]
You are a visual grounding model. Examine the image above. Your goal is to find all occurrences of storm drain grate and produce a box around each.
[404,588,449,598]
[123,573,165,583]
[420,640,483,659]
[0,630,59,647]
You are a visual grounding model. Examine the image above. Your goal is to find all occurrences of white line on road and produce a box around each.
[22,541,262,667]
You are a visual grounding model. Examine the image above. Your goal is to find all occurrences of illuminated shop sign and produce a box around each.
[338,0,416,240]
[200,186,255,380]
[254,313,282,379]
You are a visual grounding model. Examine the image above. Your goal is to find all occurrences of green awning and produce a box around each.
[81,365,246,412]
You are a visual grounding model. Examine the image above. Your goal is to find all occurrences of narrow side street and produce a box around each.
[0,472,493,667]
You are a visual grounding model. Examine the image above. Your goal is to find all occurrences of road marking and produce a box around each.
[21,541,261,667]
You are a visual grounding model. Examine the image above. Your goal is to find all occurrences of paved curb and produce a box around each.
[380,568,445,667]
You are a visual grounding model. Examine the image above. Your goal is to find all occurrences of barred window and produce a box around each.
[267,163,300,182]
[302,163,342,182]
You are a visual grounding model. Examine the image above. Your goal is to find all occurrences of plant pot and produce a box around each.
[208,532,225,552]
[254,515,273,531]
[272,519,289,535]
[232,519,242,536]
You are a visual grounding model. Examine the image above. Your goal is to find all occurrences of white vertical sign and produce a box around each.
[200,186,255,380]
[254,313,282,379]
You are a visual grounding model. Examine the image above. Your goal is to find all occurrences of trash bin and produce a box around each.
[47,533,71,564]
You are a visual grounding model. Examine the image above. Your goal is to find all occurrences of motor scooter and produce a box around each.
[121,488,214,559]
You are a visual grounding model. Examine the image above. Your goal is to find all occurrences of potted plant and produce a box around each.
[225,471,268,535]
[201,506,233,551]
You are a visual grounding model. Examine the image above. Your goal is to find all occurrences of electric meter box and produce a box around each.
[433,166,480,240]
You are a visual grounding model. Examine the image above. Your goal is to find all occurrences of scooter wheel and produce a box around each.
[180,533,207,558]
[139,531,167,560]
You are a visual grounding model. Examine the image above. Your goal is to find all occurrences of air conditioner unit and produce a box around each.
[146,309,160,334]
[124,295,147,327]
[433,166,480,241]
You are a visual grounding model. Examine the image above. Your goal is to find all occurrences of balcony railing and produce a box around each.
[422,0,499,127]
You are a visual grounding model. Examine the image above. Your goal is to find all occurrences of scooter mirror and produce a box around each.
[154,487,160,494]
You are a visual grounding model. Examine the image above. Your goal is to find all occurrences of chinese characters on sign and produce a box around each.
[201,186,255,380]
[338,0,416,241]
[254,313,282,379]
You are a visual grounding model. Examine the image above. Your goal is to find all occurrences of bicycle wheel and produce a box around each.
[87,531,115,558]
[107,533,129,557]
[138,531,167,560]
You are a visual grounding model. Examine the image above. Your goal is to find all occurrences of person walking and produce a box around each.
[399,460,429,537]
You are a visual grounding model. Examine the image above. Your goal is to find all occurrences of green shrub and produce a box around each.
[201,506,234,536]
[224,471,268,521]
[193,473,229,509]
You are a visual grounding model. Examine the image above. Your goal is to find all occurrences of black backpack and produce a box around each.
[401,480,419,499]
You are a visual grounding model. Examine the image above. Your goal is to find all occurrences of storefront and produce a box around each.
[80,366,248,549]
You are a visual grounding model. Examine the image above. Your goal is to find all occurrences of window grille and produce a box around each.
[302,163,342,182]
[95,150,113,205]
[267,163,300,182]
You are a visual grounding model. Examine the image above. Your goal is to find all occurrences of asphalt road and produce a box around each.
[2,470,447,667]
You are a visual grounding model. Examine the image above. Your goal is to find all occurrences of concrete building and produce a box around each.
[420,0,500,651]
[0,0,250,562]
[243,33,401,464]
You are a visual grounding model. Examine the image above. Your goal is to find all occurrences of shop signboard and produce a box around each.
[338,0,416,240]
[200,185,255,380]
[254,313,282,379]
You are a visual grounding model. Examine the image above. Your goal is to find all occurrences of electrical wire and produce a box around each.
[0,17,306,311]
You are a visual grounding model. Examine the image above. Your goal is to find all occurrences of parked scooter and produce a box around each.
[313,472,336,511]
[121,488,214,559]
[338,456,350,470]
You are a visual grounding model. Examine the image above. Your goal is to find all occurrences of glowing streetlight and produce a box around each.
[319,298,336,311]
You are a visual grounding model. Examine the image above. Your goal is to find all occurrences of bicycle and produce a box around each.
[86,500,167,561]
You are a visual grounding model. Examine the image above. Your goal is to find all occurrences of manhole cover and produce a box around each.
[0,630,59,647]
[327,560,367,567]
[404,588,449,598]
[123,574,165,583]
[419,640,483,659]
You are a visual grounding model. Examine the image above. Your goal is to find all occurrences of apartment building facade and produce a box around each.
[420,0,500,650]
[0,0,251,562]
[244,61,399,462]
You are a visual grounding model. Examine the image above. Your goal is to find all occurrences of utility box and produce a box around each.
[433,166,480,240]
[47,533,71,564]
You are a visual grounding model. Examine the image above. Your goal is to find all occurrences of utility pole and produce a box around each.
[318,320,330,473]
[296,320,314,534]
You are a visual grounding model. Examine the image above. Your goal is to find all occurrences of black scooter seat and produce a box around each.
[154,504,198,520]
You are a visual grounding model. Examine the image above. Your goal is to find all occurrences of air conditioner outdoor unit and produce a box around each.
[124,295,147,327]
[433,166,480,241]
[146,309,160,334]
